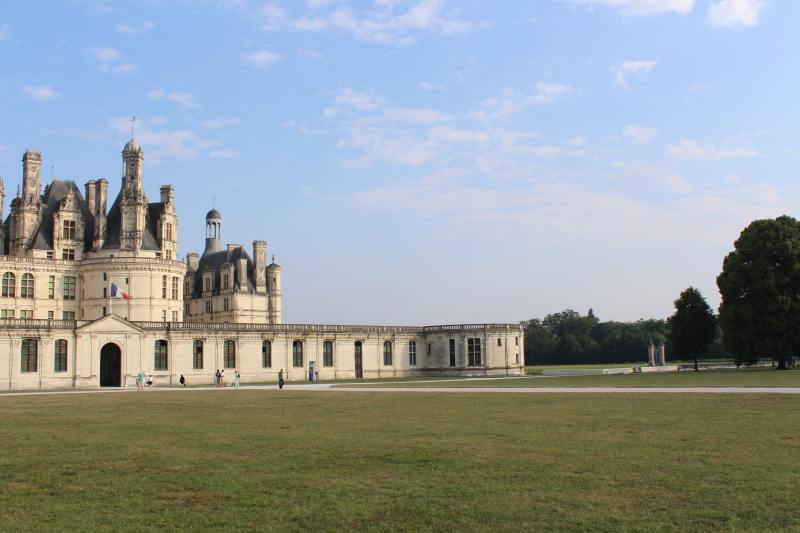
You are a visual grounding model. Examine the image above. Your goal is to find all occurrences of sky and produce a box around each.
[0,0,796,325]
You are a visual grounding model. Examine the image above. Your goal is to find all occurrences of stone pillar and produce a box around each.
[647,343,655,366]
[658,344,666,366]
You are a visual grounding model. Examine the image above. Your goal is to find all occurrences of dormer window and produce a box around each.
[223,273,229,290]
[62,249,75,261]
[62,220,76,240]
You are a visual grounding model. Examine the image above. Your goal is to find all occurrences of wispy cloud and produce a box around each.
[467,82,575,122]
[109,116,222,163]
[209,148,241,159]
[116,21,157,36]
[203,117,241,129]
[707,0,767,28]
[623,125,658,144]
[242,49,282,68]
[147,89,199,109]
[566,0,695,17]
[661,174,693,194]
[85,47,137,74]
[23,85,60,103]
[611,60,656,89]
[419,81,444,92]
[667,138,759,160]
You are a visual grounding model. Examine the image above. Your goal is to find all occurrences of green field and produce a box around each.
[363,369,800,388]
[1,390,799,531]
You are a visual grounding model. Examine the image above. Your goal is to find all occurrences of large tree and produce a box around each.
[667,287,717,371]
[717,216,800,369]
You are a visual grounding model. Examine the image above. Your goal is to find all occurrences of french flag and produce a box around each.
[110,282,130,300]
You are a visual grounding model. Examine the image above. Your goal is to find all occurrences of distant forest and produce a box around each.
[523,309,728,365]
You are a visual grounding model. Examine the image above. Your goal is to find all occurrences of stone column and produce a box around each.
[658,344,666,366]
[647,343,655,366]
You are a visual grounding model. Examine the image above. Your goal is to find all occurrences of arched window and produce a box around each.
[292,340,303,368]
[20,274,34,298]
[262,340,272,368]
[21,338,37,373]
[224,340,236,369]
[193,340,204,370]
[2,272,15,297]
[409,341,417,366]
[154,340,168,370]
[383,341,393,366]
[323,340,333,367]
[54,339,68,372]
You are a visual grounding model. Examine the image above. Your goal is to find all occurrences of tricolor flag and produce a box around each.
[110,282,130,300]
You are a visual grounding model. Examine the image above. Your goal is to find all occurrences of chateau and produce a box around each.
[0,139,524,389]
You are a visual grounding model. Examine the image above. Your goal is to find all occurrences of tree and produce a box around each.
[717,216,800,369]
[667,287,717,371]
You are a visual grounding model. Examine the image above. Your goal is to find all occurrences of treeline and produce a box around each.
[523,309,727,365]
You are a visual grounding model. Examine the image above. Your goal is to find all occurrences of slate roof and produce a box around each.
[189,245,257,298]
[28,180,95,252]
[101,193,161,251]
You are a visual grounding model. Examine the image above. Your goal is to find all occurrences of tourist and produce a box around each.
[146,375,153,387]
[214,369,220,387]
[136,370,145,391]
[234,370,240,389]
[220,369,225,387]
[179,374,186,387]
[278,369,284,390]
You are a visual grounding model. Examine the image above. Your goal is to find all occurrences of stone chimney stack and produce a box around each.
[237,256,248,289]
[160,184,174,205]
[92,178,109,250]
[186,252,200,272]
[85,180,96,215]
[253,240,267,293]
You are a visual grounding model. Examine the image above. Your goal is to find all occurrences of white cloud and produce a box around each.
[567,0,694,17]
[661,174,693,194]
[707,0,766,28]
[209,148,241,159]
[242,49,282,68]
[109,116,221,163]
[256,3,287,30]
[468,82,574,122]
[383,107,451,124]
[147,89,198,109]
[667,139,759,160]
[116,21,156,36]
[419,81,444,92]
[623,125,658,144]
[203,117,241,129]
[428,126,489,145]
[23,85,60,103]
[332,88,385,111]
[85,46,137,74]
[611,60,656,89]
[687,81,711,95]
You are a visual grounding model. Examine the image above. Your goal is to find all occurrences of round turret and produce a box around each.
[206,208,222,221]
[123,138,142,154]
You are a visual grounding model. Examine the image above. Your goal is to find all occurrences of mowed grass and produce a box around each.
[367,368,800,388]
[2,391,800,532]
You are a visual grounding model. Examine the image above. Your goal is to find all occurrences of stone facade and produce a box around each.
[0,139,525,389]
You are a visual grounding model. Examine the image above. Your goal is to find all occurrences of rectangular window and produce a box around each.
[193,340,204,370]
[48,311,54,320]
[497,338,502,347]
[62,248,75,260]
[63,311,75,320]
[63,276,76,300]
[427,342,431,355]
[323,340,333,367]
[2,273,15,297]
[467,338,482,366]
[262,340,272,368]
[103,287,107,298]
[184,303,190,316]
[46,251,53,259]
[20,274,34,298]
[223,273,229,290]
[204,277,211,292]
[224,340,236,369]
[162,275,167,298]
[515,336,519,346]
[103,272,107,281]
[223,298,229,311]
[166,223,173,241]
[1,309,15,318]
[63,220,76,240]
[172,310,178,321]
[54,340,68,372]
[449,339,456,367]
[154,340,168,370]
[20,310,33,318]
[205,300,212,314]
[48,276,55,299]
[21,339,37,373]
[102,307,107,317]
[162,310,167,322]
[292,341,303,368]
[172,277,178,299]
[409,341,417,366]
[383,341,393,366]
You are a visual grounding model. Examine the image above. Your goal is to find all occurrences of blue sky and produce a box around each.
[0,0,795,325]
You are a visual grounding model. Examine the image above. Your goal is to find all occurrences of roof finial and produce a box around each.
[131,116,136,140]
[212,195,215,209]
[272,254,275,263]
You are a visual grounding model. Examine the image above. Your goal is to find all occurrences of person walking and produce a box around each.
[179,374,186,387]
[214,369,220,388]
[146,374,154,387]
[278,369,284,390]
[136,370,145,391]
[234,370,240,389]
[220,369,225,388]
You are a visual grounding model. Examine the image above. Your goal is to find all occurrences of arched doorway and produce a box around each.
[354,341,363,379]
[100,343,122,387]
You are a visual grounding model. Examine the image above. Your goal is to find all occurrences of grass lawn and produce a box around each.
[365,368,800,388]
[1,391,799,531]
[526,363,644,373]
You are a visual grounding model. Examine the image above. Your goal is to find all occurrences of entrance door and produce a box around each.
[100,343,122,387]
[354,341,363,379]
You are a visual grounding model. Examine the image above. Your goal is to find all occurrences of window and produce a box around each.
[166,250,172,260]
[46,251,53,259]
[323,340,333,367]
[224,340,236,369]
[184,303,190,316]
[166,223,173,241]
[102,307,107,317]
[223,298,229,311]
[409,341,417,366]
[21,339,37,372]
[62,220,76,239]
[172,310,178,321]
[427,342,431,355]
[1,309,14,318]
[103,287,107,298]
[383,341,393,366]
[204,277,211,292]
[292,340,303,368]
[223,273,229,290]
[449,339,456,367]
[54,339,68,372]
[47,311,54,320]
[193,340,204,370]
[515,336,519,346]
[48,276,55,299]
[498,338,502,347]
[63,311,75,320]
[62,249,75,260]
[204,300,212,314]
[184,280,191,295]
[162,310,167,322]
[172,277,178,299]
[20,310,32,318]
[103,272,107,281]
[262,340,272,368]
[154,340,168,370]
[63,276,76,300]
[162,275,167,298]
[20,274,34,298]
[467,338,482,366]
[2,272,15,297]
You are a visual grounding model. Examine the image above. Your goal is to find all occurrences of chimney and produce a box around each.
[237,257,248,288]
[85,180,96,215]
[160,184,174,205]
[253,240,267,292]
[186,252,200,272]
[96,179,108,215]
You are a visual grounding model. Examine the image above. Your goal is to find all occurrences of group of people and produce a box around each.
[135,371,154,391]
[213,369,242,388]
[135,369,286,390]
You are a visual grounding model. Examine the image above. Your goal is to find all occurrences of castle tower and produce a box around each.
[267,257,282,325]
[119,138,148,251]
[204,208,222,255]
[159,185,178,260]
[0,176,5,253]
[22,149,42,205]
[9,150,44,256]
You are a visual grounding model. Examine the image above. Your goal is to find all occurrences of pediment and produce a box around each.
[77,314,145,334]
